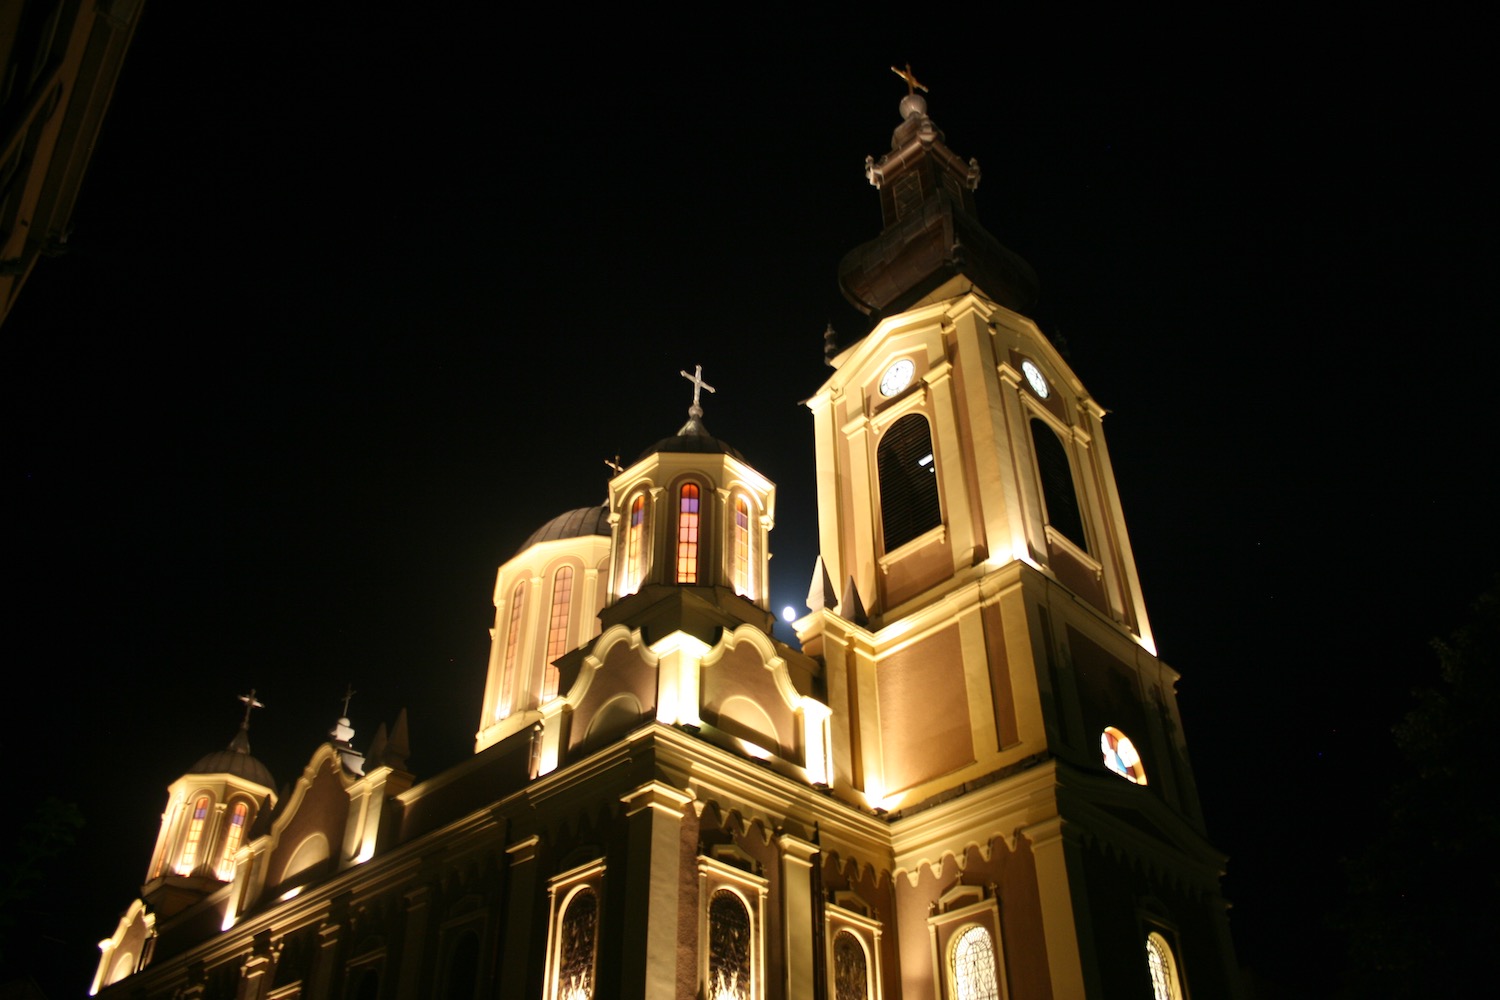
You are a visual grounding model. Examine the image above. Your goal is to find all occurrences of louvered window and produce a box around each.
[877,413,942,552]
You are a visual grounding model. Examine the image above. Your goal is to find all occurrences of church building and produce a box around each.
[92,83,1240,1000]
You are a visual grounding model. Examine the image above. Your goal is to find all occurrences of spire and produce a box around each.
[838,68,1038,320]
[228,689,264,755]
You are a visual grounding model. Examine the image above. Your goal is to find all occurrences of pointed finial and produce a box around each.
[679,364,717,421]
[340,683,357,719]
[823,324,839,367]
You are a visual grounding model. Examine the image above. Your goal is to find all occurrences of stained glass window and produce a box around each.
[557,888,598,1000]
[950,925,999,1000]
[178,796,210,873]
[833,930,869,1000]
[732,497,751,596]
[677,484,700,584]
[216,801,249,880]
[708,889,751,1000]
[1101,726,1148,784]
[878,413,942,552]
[1146,932,1182,1000]
[625,494,646,593]
[543,567,573,701]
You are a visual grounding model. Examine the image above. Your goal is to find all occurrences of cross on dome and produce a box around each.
[679,364,716,420]
[238,689,264,728]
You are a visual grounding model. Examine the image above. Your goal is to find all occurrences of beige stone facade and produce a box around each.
[94,93,1238,1000]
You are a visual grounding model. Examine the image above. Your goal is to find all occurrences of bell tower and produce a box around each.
[797,76,1240,997]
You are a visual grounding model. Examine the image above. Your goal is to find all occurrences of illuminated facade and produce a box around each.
[93,90,1239,998]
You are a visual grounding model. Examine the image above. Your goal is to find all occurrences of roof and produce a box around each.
[188,748,275,790]
[636,416,746,463]
[517,505,612,555]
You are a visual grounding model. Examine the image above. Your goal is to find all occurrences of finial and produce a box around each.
[230,689,264,755]
[890,62,929,121]
[604,454,624,476]
[823,324,839,367]
[679,364,717,421]
[340,683,356,719]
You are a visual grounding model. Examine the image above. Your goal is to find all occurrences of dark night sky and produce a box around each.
[4,10,1495,997]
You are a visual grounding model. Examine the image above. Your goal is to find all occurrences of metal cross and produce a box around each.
[890,63,928,96]
[604,454,624,475]
[679,365,716,410]
[238,689,265,726]
[340,683,357,717]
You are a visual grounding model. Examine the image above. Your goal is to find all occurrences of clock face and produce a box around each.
[880,359,914,397]
[1021,359,1050,398]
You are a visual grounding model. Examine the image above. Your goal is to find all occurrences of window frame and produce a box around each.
[926,884,1008,1000]
[697,854,768,1000]
[825,898,884,1000]
[876,411,944,555]
[676,482,702,584]
[543,858,606,1000]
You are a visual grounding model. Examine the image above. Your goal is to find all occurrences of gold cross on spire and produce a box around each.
[890,63,928,96]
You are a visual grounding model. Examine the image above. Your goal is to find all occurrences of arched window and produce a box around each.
[1030,419,1088,552]
[177,795,210,874]
[624,494,646,593]
[1101,726,1148,784]
[732,496,752,596]
[1146,932,1184,1000]
[833,929,870,1000]
[543,567,574,701]
[677,484,701,584]
[500,582,525,715]
[445,929,480,1000]
[949,925,1000,1000]
[215,801,249,880]
[556,887,599,999]
[709,888,752,1000]
[877,413,942,552]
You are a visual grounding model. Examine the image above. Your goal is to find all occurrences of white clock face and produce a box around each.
[880,359,914,397]
[1021,359,1050,398]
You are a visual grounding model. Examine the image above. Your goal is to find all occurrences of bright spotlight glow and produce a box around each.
[782,606,795,623]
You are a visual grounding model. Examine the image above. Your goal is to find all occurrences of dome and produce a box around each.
[636,416,745,463]
[189,748,275,790]
[517,505,612,555]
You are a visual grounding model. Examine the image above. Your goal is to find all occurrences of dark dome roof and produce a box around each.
[189,748,275,790]
[636,416,745,463]
[518,505,611,555]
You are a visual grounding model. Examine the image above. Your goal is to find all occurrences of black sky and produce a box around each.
[4,10,1496,996]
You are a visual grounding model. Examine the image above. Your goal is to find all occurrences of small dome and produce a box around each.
[636,416,745,463]
[517,505,611,555]
[189,748,275,790]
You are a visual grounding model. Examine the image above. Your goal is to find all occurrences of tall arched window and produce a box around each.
[677,484,701,584]
[1030,418,1088,552]
[732,496,752,596]
[832,929,870,1000]
[1146,932,1184,1000]
[500,582,526,715]
[543,567,574,701]
[177,795,210,874]
[877,413,942,552]
[708,889,752,1000]
[215,801,249,880]
[950,925,1000,1000]
[624,494,646,593]
[556,887,599,999]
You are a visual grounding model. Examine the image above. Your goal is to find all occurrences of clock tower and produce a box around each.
[796,81,1240,997]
